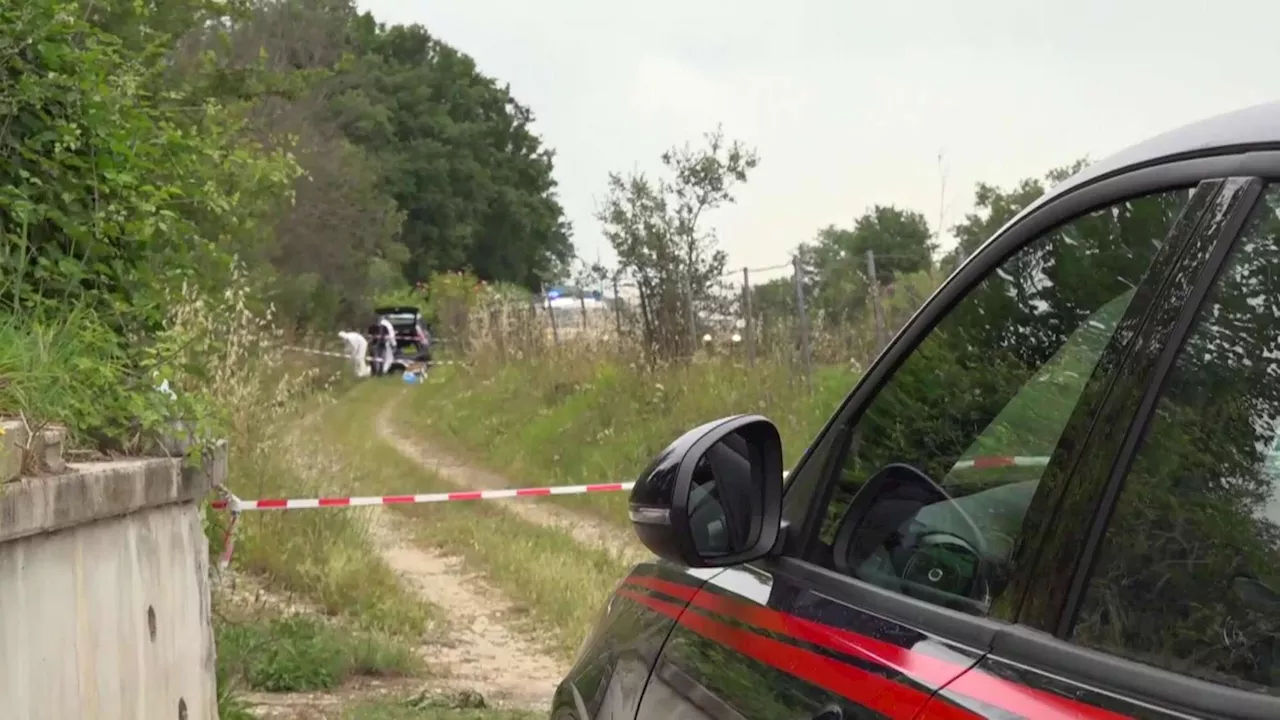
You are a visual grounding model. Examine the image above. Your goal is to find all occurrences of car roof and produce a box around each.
[1062,101,1280,191]
[1002,100,1280,234]
[375,306,420,316]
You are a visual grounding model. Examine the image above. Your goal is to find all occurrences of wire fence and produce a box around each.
[285,249,949,387]
[305,250,945,388]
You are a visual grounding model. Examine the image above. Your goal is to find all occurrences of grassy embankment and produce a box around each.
[307,381,632,659]
[393,351,859,527]
[218,359,597,719]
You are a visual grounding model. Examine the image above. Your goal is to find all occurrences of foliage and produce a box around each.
[598,127,758,362]
[329,20,573,291]
[942,158,1089,266]
[801,205,934,320]
[216,613,416,692]
[0,0,298,335]
[0,308,123,435]
[0,0,297,447]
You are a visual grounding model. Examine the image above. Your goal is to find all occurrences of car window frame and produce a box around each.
[778,153,1280,544]
[1002,176,1280,719]
[786,180,1223,622]
[780,159,1246,557]
[768,153,1280,672]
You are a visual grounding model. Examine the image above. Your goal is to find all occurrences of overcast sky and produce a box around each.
[356,0,1280,283]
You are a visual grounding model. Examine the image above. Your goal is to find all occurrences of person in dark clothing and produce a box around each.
[367,321,392,376]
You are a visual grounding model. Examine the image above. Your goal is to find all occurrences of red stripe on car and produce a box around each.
[623,576,1133,720]
[615,588,976,720]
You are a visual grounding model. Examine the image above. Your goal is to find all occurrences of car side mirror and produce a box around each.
[831,463,952,576]
[831,463,997,614]
[628,415,784,568]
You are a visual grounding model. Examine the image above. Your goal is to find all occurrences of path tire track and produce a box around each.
[239,401,569,717]
[365,510,569,712]
[374,397,652,566]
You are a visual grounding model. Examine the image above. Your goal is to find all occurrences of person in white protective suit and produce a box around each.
[337,331,370,378]
[366,315,397,376]
[378,315,397,373]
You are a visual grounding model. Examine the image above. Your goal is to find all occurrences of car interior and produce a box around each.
[816,289,1137,614]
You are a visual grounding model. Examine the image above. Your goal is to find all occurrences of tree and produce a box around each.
[328,22,573,291]
[0,0,300,444]
[0,0,298,335]
[804,205,934,321]
[598,127,758,361]
[945,159,1089,266]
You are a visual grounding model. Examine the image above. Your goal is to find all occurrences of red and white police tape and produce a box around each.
[210,481,637,512]
[950,455,1048,470]
[285,345,462,365]
[208,454,1050,573]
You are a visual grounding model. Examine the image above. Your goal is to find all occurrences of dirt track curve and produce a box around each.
[374,399,652,567]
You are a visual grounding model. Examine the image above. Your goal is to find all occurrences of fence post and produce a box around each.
[612,276,623,351]
[492,300,506,363]
[541,283,560,345]
[793,255,812,393]
[742,266,754,366]
[579,292,588,335]
[866,249,888,352]
[684,270,697,357]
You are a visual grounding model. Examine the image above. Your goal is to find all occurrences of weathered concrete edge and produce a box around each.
[1,420,28,484]
[0,443,228,544]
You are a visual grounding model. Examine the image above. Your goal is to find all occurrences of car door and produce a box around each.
[939,177,1280,720]
[634,171,1245,720]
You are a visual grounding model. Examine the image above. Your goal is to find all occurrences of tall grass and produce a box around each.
[151,271,436,712]
[388,267,945,528]
[396,344,858,528]
[0,305,140,442]
[312,382,632,660]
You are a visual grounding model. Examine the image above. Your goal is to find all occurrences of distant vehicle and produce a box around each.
[367,306,433,374]
[555,102,1280,720]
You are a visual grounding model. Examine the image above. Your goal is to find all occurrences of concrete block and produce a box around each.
[0,420,24,484]
[0,443,228,720]
[30,424,66,474]
[0,445,224,545]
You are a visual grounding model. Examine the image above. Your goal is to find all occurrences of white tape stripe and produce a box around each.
[212,457,1050,513]
[211,481,639,511]
[951,456,1050,469]
[283,345,463,365]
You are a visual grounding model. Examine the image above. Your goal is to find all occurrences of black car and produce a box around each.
[370,306,433,370]
[555,101,1280,720]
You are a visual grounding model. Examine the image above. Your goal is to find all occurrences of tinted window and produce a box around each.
[1072,186,1280,694]
[384,313,417,326]
[808,189,1193,616]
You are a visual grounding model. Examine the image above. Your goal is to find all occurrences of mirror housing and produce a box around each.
[628,415,784,568]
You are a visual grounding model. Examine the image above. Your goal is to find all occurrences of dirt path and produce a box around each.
[365,510,568,711]
[240,403,569,717]
[374,399,653,566]
[241,518,566,719]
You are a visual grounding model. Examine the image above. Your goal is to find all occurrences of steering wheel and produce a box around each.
[898,530,991,603]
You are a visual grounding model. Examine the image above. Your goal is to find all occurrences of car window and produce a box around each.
[384,313,417,326]
[805,188,1194,617]
[1071,185,1280,694]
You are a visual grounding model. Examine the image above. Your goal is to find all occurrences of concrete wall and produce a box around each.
[0,426,223,720]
